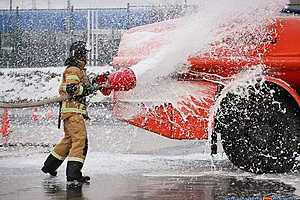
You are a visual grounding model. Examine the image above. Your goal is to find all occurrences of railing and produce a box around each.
[0,3,190,68]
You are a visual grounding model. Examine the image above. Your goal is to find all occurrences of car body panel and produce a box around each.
[112,16,300,140]
[113,80,218,140]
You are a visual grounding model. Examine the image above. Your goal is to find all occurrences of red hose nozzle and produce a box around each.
[96,68,136,96]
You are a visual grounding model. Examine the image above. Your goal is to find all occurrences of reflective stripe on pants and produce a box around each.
[53,113,88,163]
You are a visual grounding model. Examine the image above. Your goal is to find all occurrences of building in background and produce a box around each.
[286,0,300,13]
[0,0,298,68]
[0,2,188,68]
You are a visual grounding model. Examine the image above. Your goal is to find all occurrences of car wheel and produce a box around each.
[215,81,300,173]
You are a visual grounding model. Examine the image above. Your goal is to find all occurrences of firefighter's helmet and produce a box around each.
[69,41,91,60]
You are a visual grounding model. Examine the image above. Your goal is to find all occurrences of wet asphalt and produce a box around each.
[0,153,299,200]
[0,107,300,200]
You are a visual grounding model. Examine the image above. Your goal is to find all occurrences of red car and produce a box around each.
[102,15,300,174]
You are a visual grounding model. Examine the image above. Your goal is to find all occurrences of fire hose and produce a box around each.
[0,68,137,109]
[0,96,69,109]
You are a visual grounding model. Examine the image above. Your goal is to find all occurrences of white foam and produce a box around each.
[131,0,286,86]
[117,0,287,122]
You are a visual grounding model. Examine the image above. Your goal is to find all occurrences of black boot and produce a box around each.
[41,154,63,176]
[66,161,90,184]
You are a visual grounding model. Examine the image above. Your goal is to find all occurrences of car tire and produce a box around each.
[215,81,300,173]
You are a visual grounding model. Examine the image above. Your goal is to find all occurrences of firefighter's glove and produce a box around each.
[66,83,78,96]
[93,71,110,86]
[82,83,100,96]
[90,71,112,96]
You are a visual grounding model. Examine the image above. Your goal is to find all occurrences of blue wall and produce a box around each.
[0,8,160,33]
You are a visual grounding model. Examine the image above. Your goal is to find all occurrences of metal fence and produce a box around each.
[0,3,190,68]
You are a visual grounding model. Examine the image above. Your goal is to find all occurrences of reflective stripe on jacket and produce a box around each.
[59,66,89,117]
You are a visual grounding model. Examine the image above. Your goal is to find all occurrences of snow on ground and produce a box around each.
[0,66,113,102]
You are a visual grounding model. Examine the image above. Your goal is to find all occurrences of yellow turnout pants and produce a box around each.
[52,113,88,163]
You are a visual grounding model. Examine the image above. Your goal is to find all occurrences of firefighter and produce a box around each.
[41,41,100,184]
